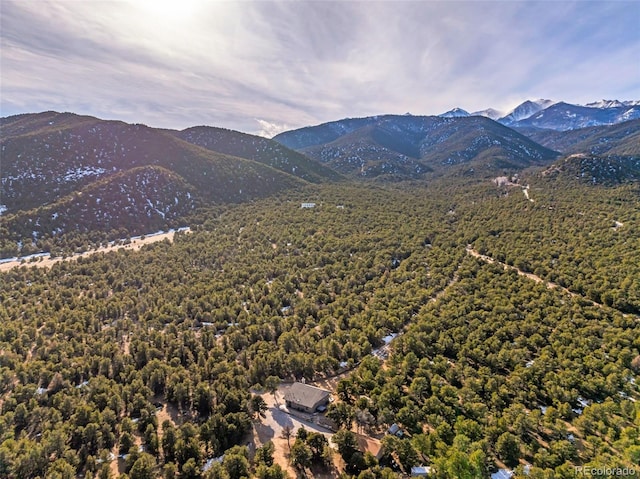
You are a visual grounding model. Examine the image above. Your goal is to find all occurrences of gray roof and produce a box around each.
[491,470,513,479]
[411,466,432,475]
[284,382,330,409]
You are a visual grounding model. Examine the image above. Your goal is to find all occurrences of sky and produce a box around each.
[1,0,639,137]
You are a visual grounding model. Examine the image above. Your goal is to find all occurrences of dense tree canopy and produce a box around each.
[1,180,638,478]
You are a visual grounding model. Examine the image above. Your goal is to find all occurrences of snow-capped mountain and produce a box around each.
[513,102,640,131]
[438,108,470,118]
[439,107,504,120]
[499,99,557,125]
[585,100,640,109]
[434,99,640,130]
[470,108,504,120]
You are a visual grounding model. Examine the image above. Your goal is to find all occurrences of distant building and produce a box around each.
[284,382,331,413]
[301,202,316,208]
[411,466,432,477]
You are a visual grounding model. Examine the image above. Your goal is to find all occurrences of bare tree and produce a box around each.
[281,424,294,452]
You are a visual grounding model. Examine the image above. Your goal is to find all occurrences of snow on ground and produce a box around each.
[63,166,107,182]
[381,333,398,345]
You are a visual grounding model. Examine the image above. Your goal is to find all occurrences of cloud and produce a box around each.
[254,119,291,139]
[1,0,639,131]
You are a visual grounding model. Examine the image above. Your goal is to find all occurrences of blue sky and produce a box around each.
[1,0,639,136]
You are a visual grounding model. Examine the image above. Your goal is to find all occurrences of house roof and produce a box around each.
[357,434,382,459]
[388,423,403,435]
[411,466,432,475]
[284,382,330,409]
[491,469,513,479]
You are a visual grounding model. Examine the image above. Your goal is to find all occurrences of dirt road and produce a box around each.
[0,228,190,272]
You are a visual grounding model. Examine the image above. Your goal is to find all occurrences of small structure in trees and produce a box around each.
[491,469,513,479]
[411,466,432,477]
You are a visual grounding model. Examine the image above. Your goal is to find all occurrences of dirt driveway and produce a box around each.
[253,387,336,478]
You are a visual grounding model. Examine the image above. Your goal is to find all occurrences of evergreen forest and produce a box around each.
[1,178,639,479]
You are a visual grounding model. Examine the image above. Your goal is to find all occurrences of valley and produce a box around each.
[1,107,639,479]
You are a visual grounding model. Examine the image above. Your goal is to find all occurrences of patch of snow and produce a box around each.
[577,397,589,408]
[62,166,106,182]
[203,455,225,472]
[381,333,397,345]
[585,100,624,109]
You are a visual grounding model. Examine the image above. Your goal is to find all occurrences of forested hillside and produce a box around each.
[1,178,638,478]
[0,112,334,257]
[516,120,640,156]
[274,115,558,179]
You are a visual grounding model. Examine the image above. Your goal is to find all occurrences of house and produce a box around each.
[491,469,513,479]
[411,466,432,477]
[301,202,316,209]
[284,382,331,413]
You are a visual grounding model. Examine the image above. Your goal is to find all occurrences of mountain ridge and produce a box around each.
[172,125,343,183]
[1,111,336,255]
[274,115,559,179]
[539,154,640,185]
[1,111,337,213]
[515,119,640,156]
[419,99,640,130]
[512,101,640,130]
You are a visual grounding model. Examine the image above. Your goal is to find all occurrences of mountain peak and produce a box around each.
[438,108,470,118]
[513,102,640,130]
[499,99,557,125]
[470,108,504,120]
[583,99,640,109]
